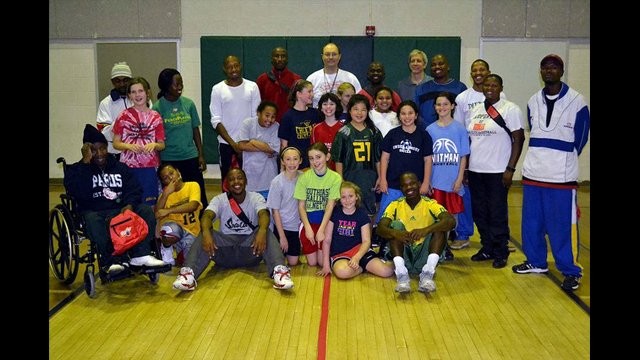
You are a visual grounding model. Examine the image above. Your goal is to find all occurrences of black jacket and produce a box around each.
[63,155,142,213]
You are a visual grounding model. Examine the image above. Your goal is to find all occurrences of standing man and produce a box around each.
[210,55,261,183]
[414,54,467,128]
[256,47,301,124]
[97,61,133,158]
[512,54,590,291]
[358,61,402,112]
[307,42,362,108]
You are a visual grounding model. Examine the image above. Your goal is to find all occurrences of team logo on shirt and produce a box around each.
[225,217,248,232]
[337,220,356,237]
[432,138,460,165]
[392,139,420,154]
[433,138,456,153]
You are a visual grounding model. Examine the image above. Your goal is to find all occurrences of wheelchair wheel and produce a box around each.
[49,205,80,285]
[84,267,96,298]
[149,272,160,284]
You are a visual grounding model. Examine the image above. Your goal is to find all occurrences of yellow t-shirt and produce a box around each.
[381,196,447,246]
[159,182,203,236]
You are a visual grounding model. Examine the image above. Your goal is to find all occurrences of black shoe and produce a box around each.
[471,250,494,261]
[492,258,507,269]
[512,261,549,274]
[444,246,454,261]
[561,275,581,291]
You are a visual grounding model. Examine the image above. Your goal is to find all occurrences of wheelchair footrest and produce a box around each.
[129,263,172,274]
[102,268,135,283]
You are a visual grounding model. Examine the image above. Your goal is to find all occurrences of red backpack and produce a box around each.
[109,210,149,255]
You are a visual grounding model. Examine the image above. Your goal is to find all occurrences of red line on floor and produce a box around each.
[317,275,331,360]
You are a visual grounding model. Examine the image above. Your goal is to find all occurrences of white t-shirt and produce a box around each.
[209,79,261,144]
[454,88,507,127]
[207,191,267,235]
[96,95,130,154]
[467,99,523,173]
[306,68,361,108]
[369,109,399,138]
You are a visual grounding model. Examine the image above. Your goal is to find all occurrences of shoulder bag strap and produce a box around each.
[227,192,257,230]
[484,100,513,141]
[267,70,290,94]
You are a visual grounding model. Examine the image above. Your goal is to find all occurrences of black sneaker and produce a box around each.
[444,246,454,261]
[512,261,549,274]
[471,250,494,261]
[492,258,507,269]
[561,275,580,291]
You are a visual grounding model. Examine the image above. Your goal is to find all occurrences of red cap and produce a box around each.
[540,54,564,69]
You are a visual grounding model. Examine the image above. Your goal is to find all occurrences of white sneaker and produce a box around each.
[107,263,125,275]
[160,245,175,266]
[273,265,294,290]
[418,269,436,293]
[130,255,166,267]
[173,267,197,291]
[395,272,411,293]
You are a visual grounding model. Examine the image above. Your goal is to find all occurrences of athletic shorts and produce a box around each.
[299,222,322,255]
[390,220,445,274]
[431,188,464,214]
[330,244,378,271]
[275,229,301,256]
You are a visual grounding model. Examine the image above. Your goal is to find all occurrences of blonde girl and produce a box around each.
[267,147,304,265]
[317,181,393,279]
[336,82,356,121]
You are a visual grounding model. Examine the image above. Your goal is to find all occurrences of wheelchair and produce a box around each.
[48,157,171,298]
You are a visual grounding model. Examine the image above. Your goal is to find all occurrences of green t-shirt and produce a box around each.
[152,96,201,161]
[294,168,342,223]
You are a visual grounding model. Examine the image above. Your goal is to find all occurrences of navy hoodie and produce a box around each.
[63,155,142,213]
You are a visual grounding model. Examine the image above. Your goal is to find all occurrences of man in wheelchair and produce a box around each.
[64,124,167,275]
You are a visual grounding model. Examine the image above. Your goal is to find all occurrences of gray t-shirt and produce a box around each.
[266,172,302,231]
[239,117,280,192]
[207,191,267,235]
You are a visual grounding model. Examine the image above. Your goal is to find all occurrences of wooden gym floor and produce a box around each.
[49,183,590,359]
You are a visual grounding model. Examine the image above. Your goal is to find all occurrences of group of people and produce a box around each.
[64,45,589,295]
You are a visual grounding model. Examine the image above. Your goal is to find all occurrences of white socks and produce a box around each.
[393,256,408,276]
[422,253,440,274]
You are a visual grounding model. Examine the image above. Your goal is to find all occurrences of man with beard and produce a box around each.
[512,54,590,291]
[97,62,134,159]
